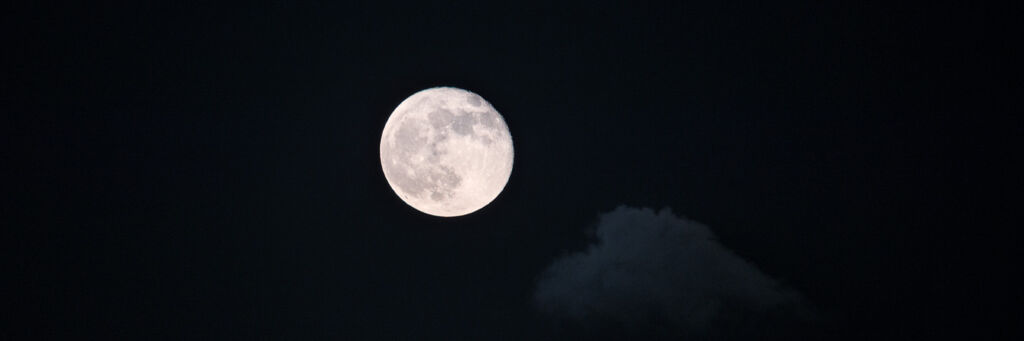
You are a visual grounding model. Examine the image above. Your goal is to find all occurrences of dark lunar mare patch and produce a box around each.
[423,165,461,202]
[467,94,482,106]
[394,119,427,156]
[428,109,454,128]
[451,112,477,135]
[477,112,499,128]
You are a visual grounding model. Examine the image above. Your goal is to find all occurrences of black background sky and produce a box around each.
[4,1,1021,340]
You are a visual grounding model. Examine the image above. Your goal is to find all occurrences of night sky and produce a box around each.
[5,1,1021,340]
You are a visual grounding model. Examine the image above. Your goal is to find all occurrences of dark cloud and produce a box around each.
[534,206,811,338]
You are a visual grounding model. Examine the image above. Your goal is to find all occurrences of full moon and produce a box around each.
[380,87,514,217]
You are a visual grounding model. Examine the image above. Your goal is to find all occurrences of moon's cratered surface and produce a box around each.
[380,87,513,217]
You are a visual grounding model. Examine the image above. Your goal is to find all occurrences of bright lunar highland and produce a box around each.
[380,87,514,217]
